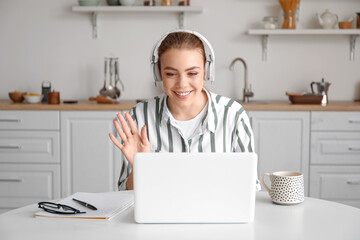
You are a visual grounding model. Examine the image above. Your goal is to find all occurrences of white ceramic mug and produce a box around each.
[261,171,304,205]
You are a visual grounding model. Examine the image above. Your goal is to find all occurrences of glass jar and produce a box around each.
[282,10,296,29]
[144,0,156,6]
[262,16,279,29]
[161,0,172,6]
[178,0,190,6]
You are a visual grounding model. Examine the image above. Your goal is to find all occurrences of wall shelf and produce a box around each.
[72,6,203,39]
[248,29,360,61]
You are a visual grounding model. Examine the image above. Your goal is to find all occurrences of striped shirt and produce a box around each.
[118,88,258,190]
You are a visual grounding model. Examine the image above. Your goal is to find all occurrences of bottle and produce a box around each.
[178,0,190,6]
[144,0,156,6]
[161,0,172,6]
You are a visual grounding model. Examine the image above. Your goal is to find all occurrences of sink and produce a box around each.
[236,100,270,105]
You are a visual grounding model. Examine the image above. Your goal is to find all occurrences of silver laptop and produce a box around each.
[133,152,257,224]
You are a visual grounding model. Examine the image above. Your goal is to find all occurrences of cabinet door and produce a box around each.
[310,165,360,208]
[0,164,60,214]
[61,111,123,197]
[0,131,60,164]
[248,111,310,195]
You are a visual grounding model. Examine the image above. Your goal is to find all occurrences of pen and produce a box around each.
[72,198,97,210]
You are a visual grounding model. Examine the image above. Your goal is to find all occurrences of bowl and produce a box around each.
[338,21,352,29]
[24,94,43,104]
[107,0,120,5]
[78,0,100,6]
[120,0,136,6]
[8,91,27,103]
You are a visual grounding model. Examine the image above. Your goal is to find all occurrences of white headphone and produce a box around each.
[150,29,215,85]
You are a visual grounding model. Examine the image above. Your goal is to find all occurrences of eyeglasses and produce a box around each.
[38,202,86,215]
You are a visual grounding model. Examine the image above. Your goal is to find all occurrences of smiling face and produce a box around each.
[159,48,207,118]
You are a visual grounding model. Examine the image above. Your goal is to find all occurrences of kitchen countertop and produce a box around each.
[0,99,359,111]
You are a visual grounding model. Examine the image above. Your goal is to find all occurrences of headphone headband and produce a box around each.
[150,29,215,84]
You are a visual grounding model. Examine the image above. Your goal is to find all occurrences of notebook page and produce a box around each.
[35,191,134,220]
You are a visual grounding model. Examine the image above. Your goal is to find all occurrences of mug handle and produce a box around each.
[260,173,272,196]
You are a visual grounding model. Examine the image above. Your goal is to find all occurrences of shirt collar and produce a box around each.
[160,88,218,133]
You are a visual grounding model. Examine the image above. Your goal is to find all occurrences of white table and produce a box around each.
[1,192,359,240]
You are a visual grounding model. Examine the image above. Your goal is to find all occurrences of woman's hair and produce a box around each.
[157,32,206,68]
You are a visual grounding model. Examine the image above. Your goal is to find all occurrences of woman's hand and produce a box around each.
[109,112,150,166]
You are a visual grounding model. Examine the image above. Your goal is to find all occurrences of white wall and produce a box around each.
[1,0,359,101]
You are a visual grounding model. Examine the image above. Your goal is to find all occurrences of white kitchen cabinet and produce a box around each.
[60,111,124,197]
[0,164,60,214]
[310,111,360,208]
[248,111,310,195]
[0,110,60,213]
[310,165,360,209]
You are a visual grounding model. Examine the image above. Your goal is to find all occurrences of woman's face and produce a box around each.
[159,48,206,110]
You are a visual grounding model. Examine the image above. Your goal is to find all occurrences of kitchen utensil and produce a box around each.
[114,60,124,99]
[311,78,331,95]
[310,78,331,105]
[99,57,119,99]
[41,81,51,103]
[9,91,26,103]
[99,59,108,96]
[316,9,338,29]
[106,58,118,99]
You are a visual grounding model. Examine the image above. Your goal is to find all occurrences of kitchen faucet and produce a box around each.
[229,58,254,103]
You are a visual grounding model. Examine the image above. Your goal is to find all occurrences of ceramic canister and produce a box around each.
[261,171,304,205]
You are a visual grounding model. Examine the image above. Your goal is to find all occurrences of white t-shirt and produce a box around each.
[175,103,208,141]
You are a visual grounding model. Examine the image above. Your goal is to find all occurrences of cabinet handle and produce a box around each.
[0,145,22,149]
[0,119,21,122]
[0,179,23,182]
[347,179,360,185]
[348,147,360,151]
[348,119,360,124]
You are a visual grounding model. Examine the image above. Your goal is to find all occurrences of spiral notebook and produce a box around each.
[34,191,134,221]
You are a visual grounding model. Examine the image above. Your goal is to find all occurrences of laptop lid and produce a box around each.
[133,152,257,223]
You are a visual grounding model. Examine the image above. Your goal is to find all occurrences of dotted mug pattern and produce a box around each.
[261,172,304,204]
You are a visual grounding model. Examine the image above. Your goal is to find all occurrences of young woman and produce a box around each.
[109,30,254,190]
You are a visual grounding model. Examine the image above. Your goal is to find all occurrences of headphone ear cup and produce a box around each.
[152,62,161,82]
[205,60,213,82]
